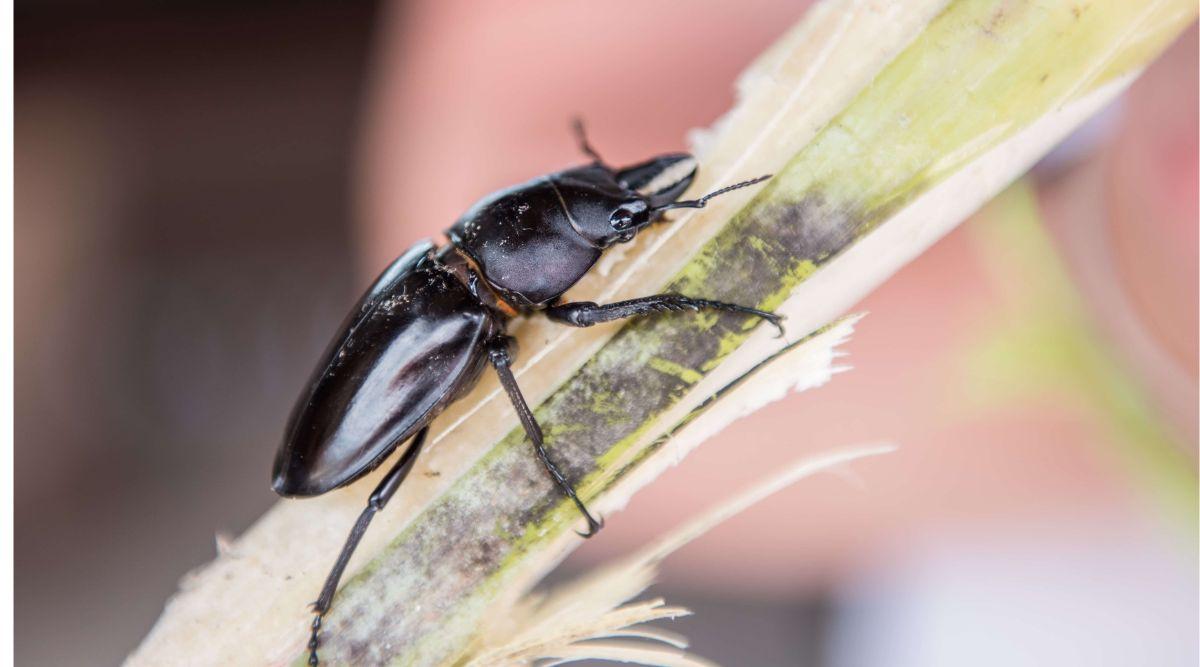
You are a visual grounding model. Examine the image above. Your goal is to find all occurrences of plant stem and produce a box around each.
[127,2,1196,665]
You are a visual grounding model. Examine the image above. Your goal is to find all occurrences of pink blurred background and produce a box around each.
[16,2,1197,665]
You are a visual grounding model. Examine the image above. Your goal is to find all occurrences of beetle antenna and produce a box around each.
[654,174,772,212]
[571,117,606,166]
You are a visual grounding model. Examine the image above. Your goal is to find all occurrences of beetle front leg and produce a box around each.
[545,294,785,337]
[487,337,604,538]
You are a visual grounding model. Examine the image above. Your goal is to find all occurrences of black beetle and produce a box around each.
[273,122,781,665]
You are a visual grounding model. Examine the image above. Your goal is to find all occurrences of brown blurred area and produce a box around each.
[16,2,377,664]
[15,2,1198,666]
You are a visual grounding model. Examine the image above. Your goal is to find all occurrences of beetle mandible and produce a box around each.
[272,122,782,665]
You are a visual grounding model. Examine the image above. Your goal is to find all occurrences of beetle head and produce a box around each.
[543,154,689,248]
[552,153,699,248]
[599,153,698,240]
[560,153,770,249]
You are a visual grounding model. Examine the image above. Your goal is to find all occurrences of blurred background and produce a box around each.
[15,2,1197,666]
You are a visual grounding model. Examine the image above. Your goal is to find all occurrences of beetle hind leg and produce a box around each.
[487,337,605,538]
[304,426,430,665]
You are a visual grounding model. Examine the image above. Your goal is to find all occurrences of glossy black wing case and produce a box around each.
[272,242,494,496]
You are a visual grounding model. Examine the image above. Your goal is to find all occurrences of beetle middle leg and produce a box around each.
[487,336,604,538]
[546,294,785,337]
[306,426,429,666]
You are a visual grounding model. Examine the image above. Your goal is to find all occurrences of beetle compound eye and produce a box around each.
[609,200,649,232]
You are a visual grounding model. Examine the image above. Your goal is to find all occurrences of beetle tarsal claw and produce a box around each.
[764,312,787,338]
[575,514,605,539]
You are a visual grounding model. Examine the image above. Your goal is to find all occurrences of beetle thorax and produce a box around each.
[447,174,615,309]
